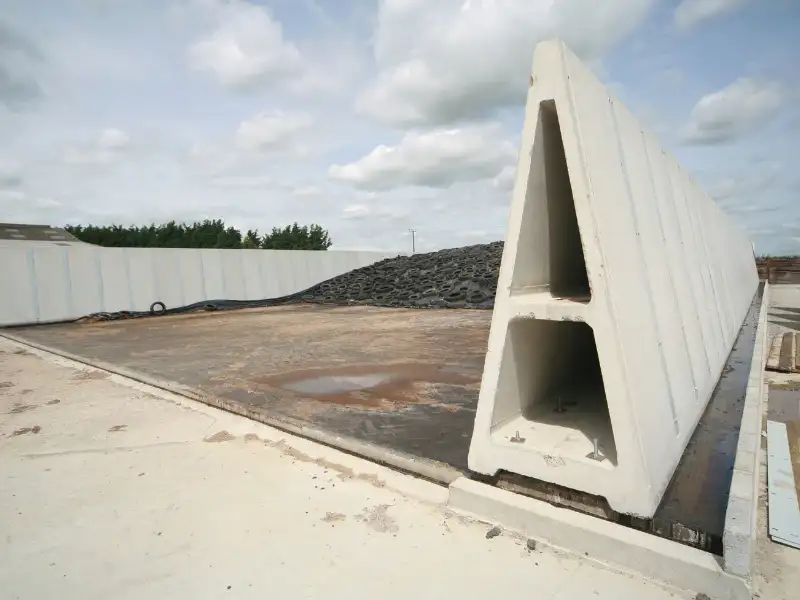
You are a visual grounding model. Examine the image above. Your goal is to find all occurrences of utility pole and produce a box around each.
[408,228,416,254]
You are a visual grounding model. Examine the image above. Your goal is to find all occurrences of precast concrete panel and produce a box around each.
[179,250,206,304]
[305,251,326,287]
[280,252,304,297]
[126,249,160,311]
[200,250,226,300]
[99,248,133,313]
[0,246,37,326]
[257,252,282,299]
[241,251,265,300]
[467,39,759,517]
[152,249,185,310]
[220,250,246,300]
[67,246,104,318]
[32,247,73,323]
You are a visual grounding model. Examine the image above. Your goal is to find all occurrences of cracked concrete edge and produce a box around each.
[447,477,751,600]
[0,331,464,489]
[723,283,770,581]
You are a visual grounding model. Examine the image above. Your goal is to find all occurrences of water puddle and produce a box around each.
[253,362,477,410]
[284,374,397,396]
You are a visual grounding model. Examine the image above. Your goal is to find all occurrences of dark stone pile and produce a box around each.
[298,241,503,309]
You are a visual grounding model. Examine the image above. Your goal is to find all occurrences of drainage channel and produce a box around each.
[485,283,764,555]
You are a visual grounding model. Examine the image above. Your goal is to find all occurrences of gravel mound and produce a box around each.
[299,241,503,309]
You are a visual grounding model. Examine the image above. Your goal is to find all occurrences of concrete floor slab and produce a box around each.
[0,337,691,600]
[4,297,762,551]
[7,305,490,473]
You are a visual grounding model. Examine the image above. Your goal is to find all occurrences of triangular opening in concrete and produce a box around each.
[510,100,590,302]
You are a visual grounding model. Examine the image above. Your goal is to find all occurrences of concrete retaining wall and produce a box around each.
[0,244,398,326]
[468,39,760,517]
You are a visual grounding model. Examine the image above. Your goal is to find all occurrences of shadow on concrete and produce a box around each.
[772,320,800,332]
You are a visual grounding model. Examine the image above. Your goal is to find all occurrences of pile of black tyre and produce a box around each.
[299,241,503,309]
[81,241,503,322]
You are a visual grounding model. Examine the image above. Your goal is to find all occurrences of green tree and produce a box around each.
[242,229,262,249]
[261,223,332,250]
[64,220,331,250]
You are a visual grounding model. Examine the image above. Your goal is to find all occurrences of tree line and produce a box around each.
[64,220,332,251]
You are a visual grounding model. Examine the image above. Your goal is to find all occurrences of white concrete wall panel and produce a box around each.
[220,251,246,301]
[178,250,206,304]
[0,246,396,326]
[0,246,37,326]
[467,40,759,517]
[241,251,265,300]
[98,249,133,313]
[152,249,185,310]
[199,250,225,300]
[67,245,104,319]
[31,247,73,324]
[126,249,160,311]
[259,252,282,298]
[280,252,304,297]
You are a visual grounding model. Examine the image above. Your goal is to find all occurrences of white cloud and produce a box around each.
[63,128,131,165]
[235,110,314,154]
[0,189,61,222]
[674,0,747,31]
[0,157,22,187]
[97,128,130,150]
[292,185,321,197]
[682,78,783,145]
[358,0,654,126]
[708,160,783,203]
[1,1,798,256]
[329,123,515,190]
[0,188,24,202]
[492,165,516,191]
[342,203,370,219]
[187,0,302,90]
[210,175,273,188]
[0,19,44,110]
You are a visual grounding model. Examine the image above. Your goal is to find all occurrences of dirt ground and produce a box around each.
[9,305,492,471]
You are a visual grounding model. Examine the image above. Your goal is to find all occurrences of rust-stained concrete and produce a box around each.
[9,305,491,470]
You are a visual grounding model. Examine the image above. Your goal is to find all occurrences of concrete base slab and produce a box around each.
[448,477,750,600]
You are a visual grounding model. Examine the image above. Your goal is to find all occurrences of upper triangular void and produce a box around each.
[510,100,590,302]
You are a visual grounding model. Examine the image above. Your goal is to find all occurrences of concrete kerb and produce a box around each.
[723,283,770,580]
[0,331,463,487]
[447,478,750,600]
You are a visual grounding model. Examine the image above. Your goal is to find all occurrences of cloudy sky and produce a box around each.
[0,0,798,253]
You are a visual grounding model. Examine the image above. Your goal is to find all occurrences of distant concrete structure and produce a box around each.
[468,40,759,517]
[0,223,82,244]
[0,227,399,326]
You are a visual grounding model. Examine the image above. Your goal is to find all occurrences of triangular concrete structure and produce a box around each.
[468,40,759,517]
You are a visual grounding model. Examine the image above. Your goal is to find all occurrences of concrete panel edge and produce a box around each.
[723,283,770,579]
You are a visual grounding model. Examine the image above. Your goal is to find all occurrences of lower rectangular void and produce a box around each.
[490,319,617,467]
